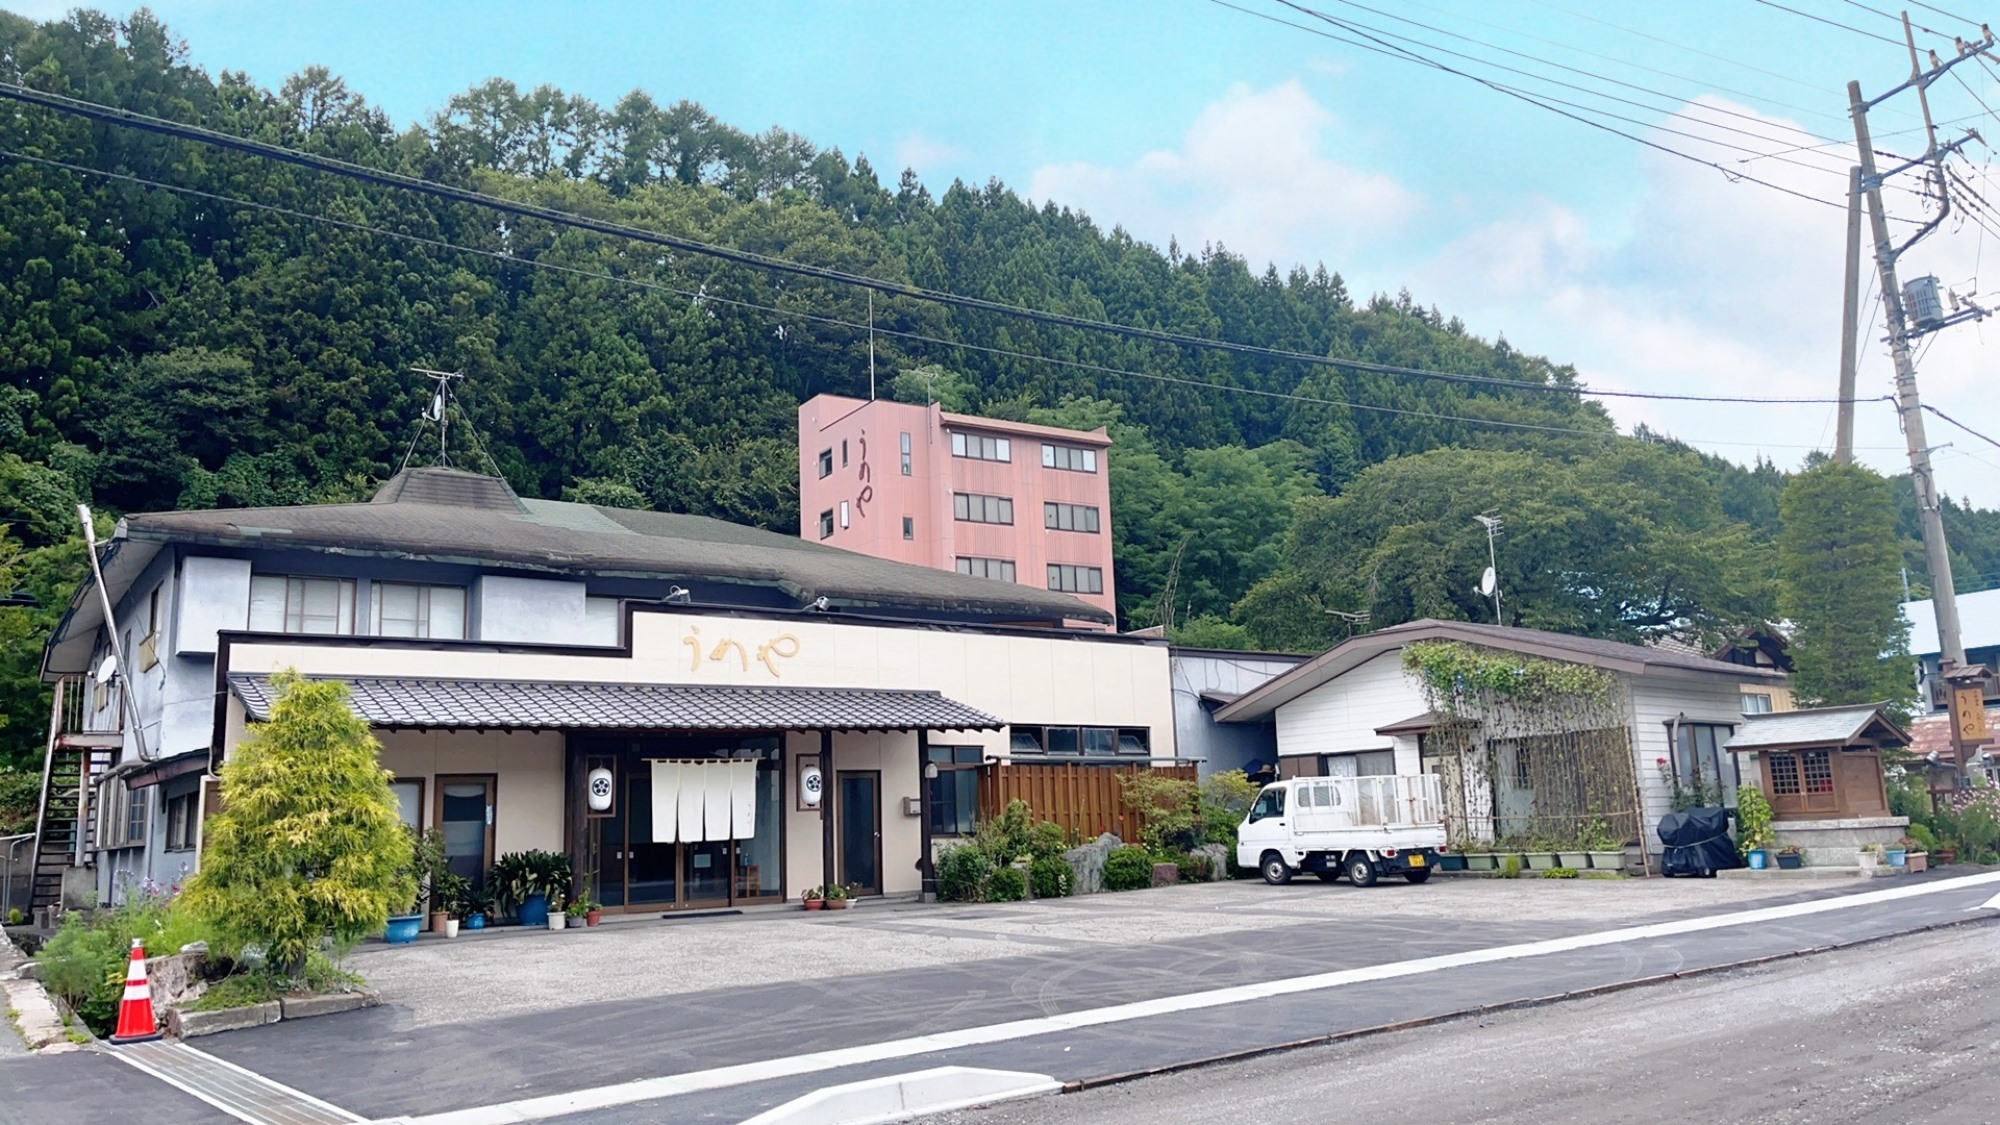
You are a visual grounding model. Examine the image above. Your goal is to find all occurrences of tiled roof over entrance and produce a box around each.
[227,673,1002,732]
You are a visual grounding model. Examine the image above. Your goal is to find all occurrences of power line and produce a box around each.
[0,88,1889,407]
[1749,0,1906,46]
[1521,0,1843,96]
[1228,2,1865,214]
[1924,402,2000,450]
[0,147,1909,456]
[1905,0,1989,31]
[1393,0,1851,125]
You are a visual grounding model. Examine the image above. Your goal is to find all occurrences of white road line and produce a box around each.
[111,1040,364,1124]
[395,872,2000,1125]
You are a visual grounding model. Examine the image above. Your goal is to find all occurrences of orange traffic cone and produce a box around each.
[110,938,161,1044]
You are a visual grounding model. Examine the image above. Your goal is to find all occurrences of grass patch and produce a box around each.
[1544,867,1580,879]
[1582,871,1626,880]
[189,956,364,1012]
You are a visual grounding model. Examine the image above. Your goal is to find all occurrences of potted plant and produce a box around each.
[1899,835,1929,873]
[1884,841,1908,868]
[1523,840,1559,871]
[1735,787,1775,870]
[1775,844,1803,870]
[823,883,852,910]
[547,891,568,930]
[1556,839,1592,870]
[462,886,492,931]
[1859,842,1886,873]
[388,825,435,943]
[1437,845,1468,873]
[492,850,572,927]
[1462,849,1498,872]
[802,886,823,911]
[565,897,591,929]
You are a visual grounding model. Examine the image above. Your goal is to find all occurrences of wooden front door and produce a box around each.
[434,775,496,889]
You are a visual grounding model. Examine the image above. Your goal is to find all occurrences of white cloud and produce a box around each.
[1027,80,1419,264]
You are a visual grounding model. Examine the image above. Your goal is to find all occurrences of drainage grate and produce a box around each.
[111,1040,362,1125]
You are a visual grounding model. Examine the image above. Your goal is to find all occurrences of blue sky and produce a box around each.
[11,1,2000,502]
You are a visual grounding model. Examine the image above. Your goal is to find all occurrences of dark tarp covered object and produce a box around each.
[1657,807,1742,877]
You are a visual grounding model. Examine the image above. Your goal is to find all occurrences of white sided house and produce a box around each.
[1214,620,1789,865]
[30,468,1171,914]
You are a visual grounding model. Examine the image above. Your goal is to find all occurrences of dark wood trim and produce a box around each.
[820,730,835,899]
[918,729,934,899]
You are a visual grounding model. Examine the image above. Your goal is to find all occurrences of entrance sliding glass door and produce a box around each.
[577,735,784,912]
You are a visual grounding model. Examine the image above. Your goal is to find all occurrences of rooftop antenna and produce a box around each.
[411,367,463,468]
[1473,512,1504,626]
[867,290,876,401]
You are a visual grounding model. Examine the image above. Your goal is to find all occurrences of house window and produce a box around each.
[583,596,620,645]
[1741,693,1774,715]
[1514,743,1533,788]
[841,440,849,467]
[956,556,1017,582]
[839,500,851,529]
[164,788,197,851]
[816,449,833,479]
[1041,442,1099,473]
[389,779,425,831]
[950,432,1011,462]
[1325,750,1396,777]
[953,492,1014,525]
[1043,502,1101,533]
[817,509,834,539]
[371,583,467,639]
[1046,564,1104,595]
[1671,722,1738,805]
[902,516,914,541]
[249,575,357,635]
[97,782,147,851]
[1009,725,1148,758]
[139,586,162,670]
[900,432,912,476]
[926,745,983,836]
[1768,753,1801,796]
[1802,749,1834,793]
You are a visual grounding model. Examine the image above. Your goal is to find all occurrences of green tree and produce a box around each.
[888,363,976,411]
[1778,462,1914,712]
[180,672,413,974]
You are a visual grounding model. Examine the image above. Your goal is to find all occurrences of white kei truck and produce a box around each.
[1236,774,1449,887]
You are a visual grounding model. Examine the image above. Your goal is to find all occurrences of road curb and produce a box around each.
[1062,911,1999,1094]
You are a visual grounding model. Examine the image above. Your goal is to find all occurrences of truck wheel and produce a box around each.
[1404,870,1432,884]
[1346,853,1378,887]
[1261,853,1293,885]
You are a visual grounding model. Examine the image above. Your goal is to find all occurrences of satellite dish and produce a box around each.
[1479,567,1497,597]
[94,655,118,685]
[426,393,444,421]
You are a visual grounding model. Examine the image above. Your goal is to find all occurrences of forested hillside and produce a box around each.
[3,9,1999,780]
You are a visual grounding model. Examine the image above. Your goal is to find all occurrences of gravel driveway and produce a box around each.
[343,875,1829,1027]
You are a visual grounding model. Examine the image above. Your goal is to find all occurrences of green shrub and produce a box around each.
[35,888,210,1036]
[1119,773,1200,852]
[180,673,414,974]
[1544,867,1580,879]
[1500,854,1523,879]
[1199,770,1261,845]
[1734,786,1775,857]
[1906,823,1938,852]
[1027,820,1069,860]
[936,842,994,902]
[1103,845,1155,891]
[1176,853,1214,882]
[986,866,1028,902]
[1029,855,1073,898]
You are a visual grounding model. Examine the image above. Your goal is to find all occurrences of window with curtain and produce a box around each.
[1673,722,1738,805]
[249,575,356,635]
[371,583,467,639]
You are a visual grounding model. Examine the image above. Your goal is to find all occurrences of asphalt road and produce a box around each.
[935,924,2000,1125]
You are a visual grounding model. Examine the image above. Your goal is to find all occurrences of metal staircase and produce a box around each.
[28,676,121,913]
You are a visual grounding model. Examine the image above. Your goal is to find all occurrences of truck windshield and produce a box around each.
[1248,789,1284,822]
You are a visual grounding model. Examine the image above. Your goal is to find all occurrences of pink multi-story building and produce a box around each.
[798,395,1117,626]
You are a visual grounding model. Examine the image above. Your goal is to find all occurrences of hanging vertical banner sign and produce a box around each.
[677,761,707,843]
[650,760,681,845]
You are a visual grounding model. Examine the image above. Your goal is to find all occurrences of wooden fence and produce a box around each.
[977,761,1198,844]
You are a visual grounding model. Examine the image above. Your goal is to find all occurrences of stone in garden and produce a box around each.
[1191,843,1229,881]
[1063,833,1122,895]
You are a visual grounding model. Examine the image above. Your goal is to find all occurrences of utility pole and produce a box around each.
[1847,14,1995,749]
[1836,164,1862,464]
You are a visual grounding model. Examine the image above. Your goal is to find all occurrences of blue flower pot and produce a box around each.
[517,893,549,928]
[1747,850,1768,870]
[465,912,486,931]
[1886,848,1907,868]
[385,914,422,944]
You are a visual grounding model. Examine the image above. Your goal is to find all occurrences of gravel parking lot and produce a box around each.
[344,875,1831,1027]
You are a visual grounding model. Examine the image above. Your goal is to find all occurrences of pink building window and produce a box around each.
[953,493,1014,525]
[1041,442,1098,473]
[899,432,912,476]
[816,509,833,539]
[956,556,1016,582]
[951,432,1012,462]
[1044,503,1100,533]
[1047,564,1104,595]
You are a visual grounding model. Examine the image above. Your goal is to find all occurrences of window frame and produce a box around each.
[1008,724,1147,759]
[1043,502,1101,533]
[1669,721,1739,804]
[955,556,1017,583]
[249,575,358,636]
[816,449,833,479]
[370,581,468,640]
[1046,564,1105,595]
[1040,442,1100,473]
[899,432,913,476]
[902,516,915,541]
[1741,693,1774,715]
[949,431,1012,463]
[817,509,835,539]
[164,788,197,852]
[925,745,983,837]
[952,492,1015,525]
